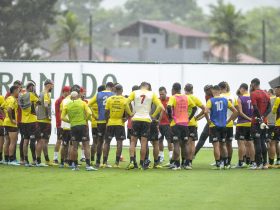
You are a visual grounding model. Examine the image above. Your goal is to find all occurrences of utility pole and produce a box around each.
[89,15,93,60]
[262,20,266,63]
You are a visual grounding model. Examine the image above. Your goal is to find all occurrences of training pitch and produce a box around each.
[0,147,279,210]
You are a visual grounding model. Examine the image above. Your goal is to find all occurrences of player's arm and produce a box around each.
[55,99,61,127]
[167,96,174,121]
[204,100,212,125]
[237,98,251,121]
[263,101,272,118]
[61,106,69,123]
[88,94,97,107]
[187,96,197,121]
[126,91,135,104]
[43,93,49,108]
[105,98,110,123]
[151,96,162,119]
[193,97,205,121]
[0,97,5,116]
[84,103,92,122]
[227,101,238,124]
[272,98,280,114]
[125,103,133,117]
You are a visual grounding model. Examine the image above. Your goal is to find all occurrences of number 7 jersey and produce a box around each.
[128,89,161,122]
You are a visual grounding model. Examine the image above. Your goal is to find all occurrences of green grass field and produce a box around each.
[0,146,279,210]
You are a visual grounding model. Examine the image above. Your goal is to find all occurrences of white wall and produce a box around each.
[0,62,279,147]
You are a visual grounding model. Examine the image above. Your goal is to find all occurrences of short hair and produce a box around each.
[251,78,260,86]
[132,85,139,91]
[10,85,18,94]
[159,86,167,92]
[13,80,22,86]
[268,89,274,95]
[115,84,123,91]
[184,83,193,92]
[147,83,152,91]
[204,84,213,92]
[71,84,81,94]
[98,85,106,92]
[106,82,114,89]
[172,83,181,92]
[218,81,230,92]
[212,85,221,91]
[140,82,149,88]
[239,83,248,91]
[26,80,36,90]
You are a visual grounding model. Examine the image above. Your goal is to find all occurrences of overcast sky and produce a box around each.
[101,0,280,13]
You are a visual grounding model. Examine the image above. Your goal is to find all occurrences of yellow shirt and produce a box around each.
[3,96,18,128]
[206,96,233,127]
[0,96,5,126]
[105,95,132,126]
[272,97,280,126]
[188,94,203,127]
[37,92,51,124]
[21,92,39,124]
[90,103,98,128]
[167,94,195,127]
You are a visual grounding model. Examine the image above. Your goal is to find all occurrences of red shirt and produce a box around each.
[159,97,170,125]
[55,96,65,128]
[250,89,270,124]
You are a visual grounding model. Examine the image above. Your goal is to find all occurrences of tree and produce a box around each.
[124,0,208,31]
[53,11,89,59]
[245,7,280,63]
[209,0,251,62]
[0,0,57,60]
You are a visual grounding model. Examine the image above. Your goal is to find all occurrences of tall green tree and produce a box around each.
[0,0,57,60]
[53,11,89,59]
[124,0,208,31]
[245,7,280,63]
[209,0,251,62]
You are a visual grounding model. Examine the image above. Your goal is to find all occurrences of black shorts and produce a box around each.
[57,127,63,140]
[159,125,172,141]
[105,125,126,142]
[250,124,266,141]
[188,126,198,141]
[225,127,234,142]
[273,126,280,142]
[92,127,98,138]
[21,123,37,141]
[132,121,150,138]
[266,125,275,140]
[235,126,251,141]
[97,123,107,138]
[171,125,189,142]
[71,125,89,142]
[38,122,51,140]
[5,126,18,133]
[209,127,226,143]
[149,121,159,141]
[0,126,4,136]
[62,130,72,145]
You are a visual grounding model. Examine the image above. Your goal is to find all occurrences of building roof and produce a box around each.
[117,20,209,38]
[211,46,262,63]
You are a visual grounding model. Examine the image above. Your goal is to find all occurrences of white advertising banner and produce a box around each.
[0,62,279,147]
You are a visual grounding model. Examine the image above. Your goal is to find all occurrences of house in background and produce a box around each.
[110,20,211,62]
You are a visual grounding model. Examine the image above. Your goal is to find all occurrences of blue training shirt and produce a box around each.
[210,97,228,127]
[97,91,114,121]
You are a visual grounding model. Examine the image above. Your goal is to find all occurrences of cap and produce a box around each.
[62,86,71,92]
[44,79,54,86]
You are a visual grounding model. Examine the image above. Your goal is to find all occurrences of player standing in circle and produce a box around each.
[88,82,114,168]
[250,78,271,169]
[205,85,237,170]
[167,83,197,170]
[126,82,163,170]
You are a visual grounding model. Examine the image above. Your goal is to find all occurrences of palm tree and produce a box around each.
[209,0,251,62]
[53,11,88,60]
